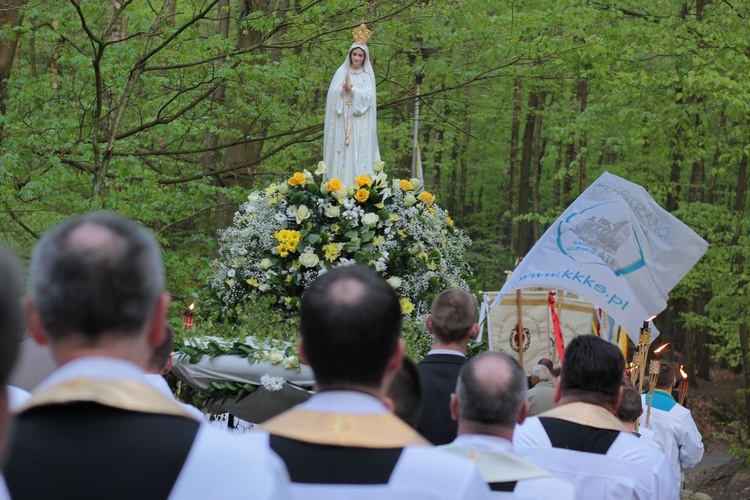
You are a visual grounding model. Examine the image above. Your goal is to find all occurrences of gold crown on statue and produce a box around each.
[353,24,372,45]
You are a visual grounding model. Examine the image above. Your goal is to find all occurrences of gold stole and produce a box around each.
[538,402,628,432]
[439,444,552,482]
[15,378,198,420]
[262,409,430,448]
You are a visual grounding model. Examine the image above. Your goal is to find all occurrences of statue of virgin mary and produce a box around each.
[323,25,381,187]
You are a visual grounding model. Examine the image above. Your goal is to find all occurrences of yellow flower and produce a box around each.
[225,279,235,288]
[390,214,399,222]
[427,261,437,271]
[418,191,435,205]
[428,206,436,213]
[327,178,343,192]
[418,251,428,261]
[274,229,301,257]
[323,243,341,262]
[447,217,454,226]
[355,175,373,188]
[372,236,385,246]
[400,298,415,314]
[268,196,278,206]
[355,188,370,203]
[400,180,414,191]
[247,278,259,287]
[288,172,306,186]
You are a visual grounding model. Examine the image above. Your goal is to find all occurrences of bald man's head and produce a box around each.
[455,351,527,427]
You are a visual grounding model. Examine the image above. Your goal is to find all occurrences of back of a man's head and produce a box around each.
[655,360,676,390]
[455,351,527,428]
[538,358,554,372]
[386,356,422,428]
[0,246,23,386]
[530,364,550,384]
[29,212,165,342]
[560,335,624,406]
[300,266,401,388]
[615,387,642,423]
[150,324,175,374]
[429,289,477,344]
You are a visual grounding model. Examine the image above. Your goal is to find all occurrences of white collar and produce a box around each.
[298,390,388,414]
[452,434,514,454]
[36,357,147,392]
[427,349,466,357]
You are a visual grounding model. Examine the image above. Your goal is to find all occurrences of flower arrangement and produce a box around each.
[209,161,472,315]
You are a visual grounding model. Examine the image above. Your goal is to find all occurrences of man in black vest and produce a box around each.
[3,212,290,500]
[262,266,489,498]
[0,246,23,499]
[415,288,479,444]
[514,335,678,499]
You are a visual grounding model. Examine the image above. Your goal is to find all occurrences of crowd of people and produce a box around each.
[0,212,703,499]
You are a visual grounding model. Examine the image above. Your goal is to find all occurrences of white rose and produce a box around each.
[325,205,341,218]
[248,192,262,203]
[332,188,347,200]
[258,283,271,292]
[267,351,286,364]
[299,252,320,268]
[283,356,300,369]
[277,182,289,194]
[295,205,311,224]
[373,172,388,187]
[265,184,278,196]
[392,178,401,190]
[303,170,314,182]
[409,178,422,190]
[387,276,402,289]
[259,258,273,270]
[315,161,328,176]
[373,160,385,172]
[361,213,379,228]
[404,193,417,207]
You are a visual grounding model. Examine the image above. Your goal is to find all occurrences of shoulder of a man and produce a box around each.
[513,416,551,448]
[393,446,490,497]
[608,432,679,499]
[513,476,576,500]
[169,427,291,500]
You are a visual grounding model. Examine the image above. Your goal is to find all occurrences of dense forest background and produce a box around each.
[2,1,750,433]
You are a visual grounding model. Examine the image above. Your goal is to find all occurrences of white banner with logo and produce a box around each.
[491,172,708,344]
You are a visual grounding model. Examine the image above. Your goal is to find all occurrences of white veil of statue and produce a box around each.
[323,26,381,187]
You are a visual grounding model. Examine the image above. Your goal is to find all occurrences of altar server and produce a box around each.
[0,246,24,500]
[3,212,291,500]
[440,351,575,498]
[514,335,678,500]
[262,265,490,499]
[640,360,704,487]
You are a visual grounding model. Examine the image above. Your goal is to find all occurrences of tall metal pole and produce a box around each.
[411,73,423,181]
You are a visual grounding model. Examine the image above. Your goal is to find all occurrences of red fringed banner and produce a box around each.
[548,292,565,363]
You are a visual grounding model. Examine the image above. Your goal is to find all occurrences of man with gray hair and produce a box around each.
[0,246,24,499]
[440,352,575,498]
[3,212,290,499]
[416,288,479,444]
[527,364,556,416]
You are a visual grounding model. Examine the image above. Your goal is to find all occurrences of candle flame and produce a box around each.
[680,365,688,379]
[654,343,670,354]
[188,303,195,311]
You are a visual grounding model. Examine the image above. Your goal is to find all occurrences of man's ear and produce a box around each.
[517,401,530,425]
[612,386,624,413]
[450,393,459,422]
[146,293,170,349]
[425,314,434,333]
[386,339,405,375]
[382,396,395,413]
[161,354,174,376]
[553,381,562,403]
[297,338,309,366]
[24,297,49,346]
